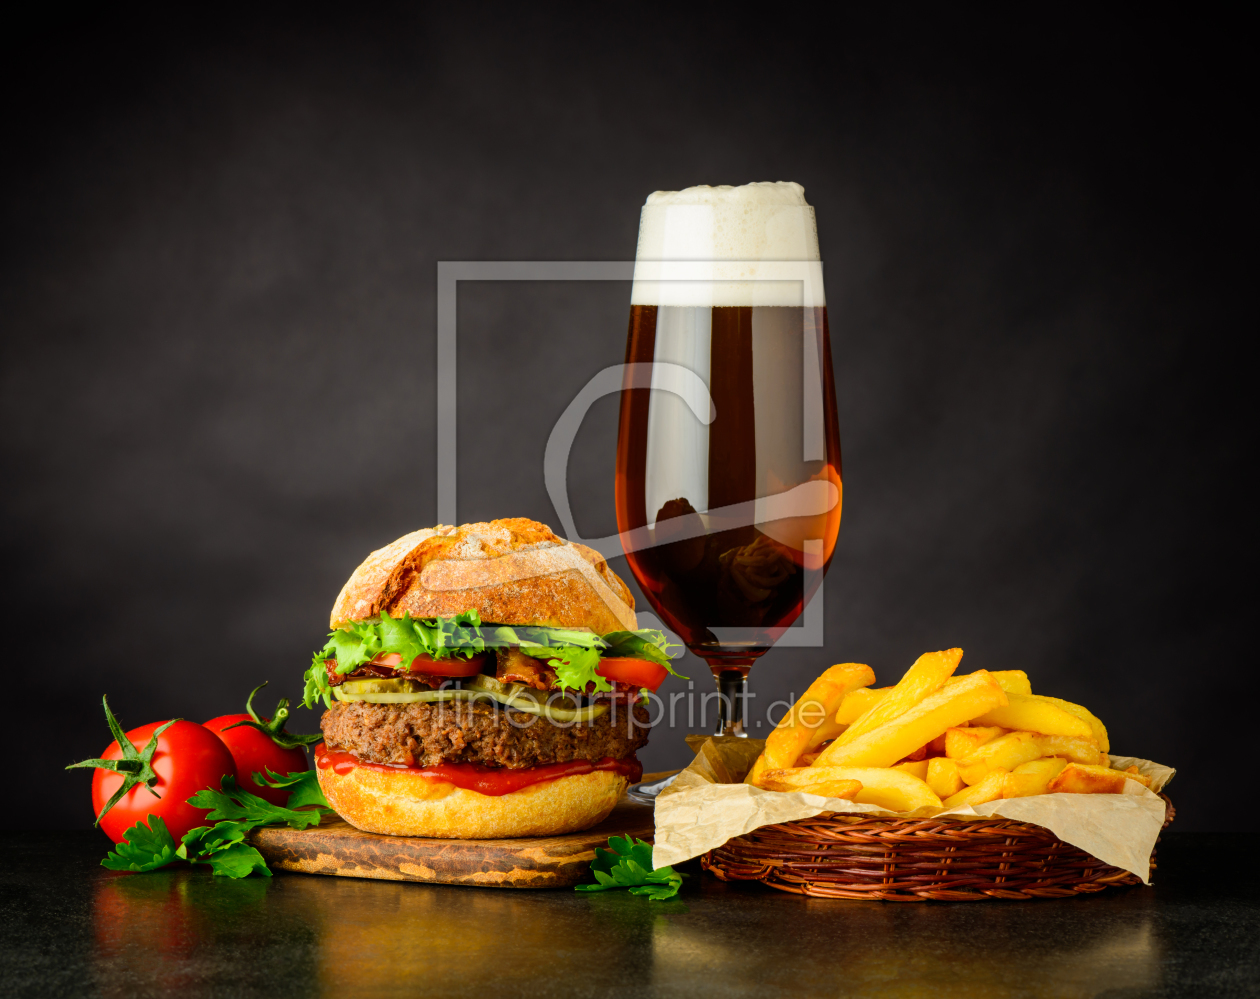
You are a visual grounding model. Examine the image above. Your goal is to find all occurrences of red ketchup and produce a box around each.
[314,744,642,796]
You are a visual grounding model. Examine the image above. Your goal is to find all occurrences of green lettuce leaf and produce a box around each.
[327,622,382,672]
[602,629,685,674]
[304,609,488,708]
[488,625,605,650]
[101,815,179,873]
[526,645,610,694]
[303,664,330,710]
[574,836,684,899]
[374,611,425,666]
[530,629,685,693]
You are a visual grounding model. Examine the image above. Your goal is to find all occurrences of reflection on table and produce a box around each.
[86,857,1171,998]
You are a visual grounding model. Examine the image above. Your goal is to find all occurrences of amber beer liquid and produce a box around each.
[615,304,842,677]
[614,182,841,736]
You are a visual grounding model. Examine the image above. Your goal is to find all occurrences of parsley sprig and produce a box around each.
[101,771,332,879]
[575,836,685,900]
[101,814,181,873]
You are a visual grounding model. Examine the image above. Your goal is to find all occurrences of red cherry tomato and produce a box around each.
[596,657,670,692]
[202,714,309,807]
[91,720,236,845]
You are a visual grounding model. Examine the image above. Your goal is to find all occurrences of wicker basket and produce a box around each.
[702,795,1174,901]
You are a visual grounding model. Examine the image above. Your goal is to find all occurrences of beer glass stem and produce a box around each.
[713,670,749,737]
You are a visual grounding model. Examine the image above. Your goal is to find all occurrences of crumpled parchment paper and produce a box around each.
[652,737,1175,884]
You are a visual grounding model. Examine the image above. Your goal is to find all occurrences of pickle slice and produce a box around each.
[338,677,432,696]
[463,674,583,712]
[332,687,462,704]
[331,679,608,723]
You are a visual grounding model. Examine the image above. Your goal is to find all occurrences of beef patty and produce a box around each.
[321,698,651,768]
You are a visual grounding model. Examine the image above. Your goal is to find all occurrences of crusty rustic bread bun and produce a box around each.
[329,518,637,635]
[316,759,627,839]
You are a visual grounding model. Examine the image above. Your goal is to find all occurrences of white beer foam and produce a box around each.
[631,182,825,307]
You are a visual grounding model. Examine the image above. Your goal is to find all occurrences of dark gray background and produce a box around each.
[2,6,1249,830]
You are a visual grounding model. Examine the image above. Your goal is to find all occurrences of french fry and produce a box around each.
[813,671,1008,769]
[956,731,1043,775]
[789,780,863,798]
[944,725,1006,759]
[834,687,887,726]
[1025,695,1109,752]
[743,754,771,787]
[1033,734,1102,765]
[833,668,1030,726]
[958,762,995,786]
[781,766,942,812]
[1047,763,1129,795]
[763,663,875,771]
[926,732,948,756]
[899,744,929,763]
[972,693,1094,739]
[1120,764,1153,789]
[832,649,963,748]
[1001,757,1067,797]
[805,719,850,751]
[893,759,930,780]
[926,757,966,798]
[942,768,1008,808]
[757,768,863,799]
[945,670,1032,695]
[994,670,1033,695]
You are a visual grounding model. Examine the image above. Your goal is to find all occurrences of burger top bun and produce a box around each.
[329,518,637,635]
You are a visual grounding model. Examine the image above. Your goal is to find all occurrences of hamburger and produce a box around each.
[303,518,679,839]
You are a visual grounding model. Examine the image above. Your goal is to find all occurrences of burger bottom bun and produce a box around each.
[316,762,629,839]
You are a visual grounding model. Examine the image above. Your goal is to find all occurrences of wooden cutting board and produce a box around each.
[249,782,662,890]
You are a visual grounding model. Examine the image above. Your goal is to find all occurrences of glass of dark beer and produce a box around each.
[615,182,842,736]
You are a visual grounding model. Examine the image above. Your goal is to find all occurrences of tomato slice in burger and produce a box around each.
[406,652,488,678]
[361,652,488,677]
[596,657,670,692]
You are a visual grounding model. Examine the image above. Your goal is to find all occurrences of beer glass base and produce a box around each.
[713,669,750,737]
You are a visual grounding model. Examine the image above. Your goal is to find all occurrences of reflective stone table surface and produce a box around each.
[1,831,1255,998]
